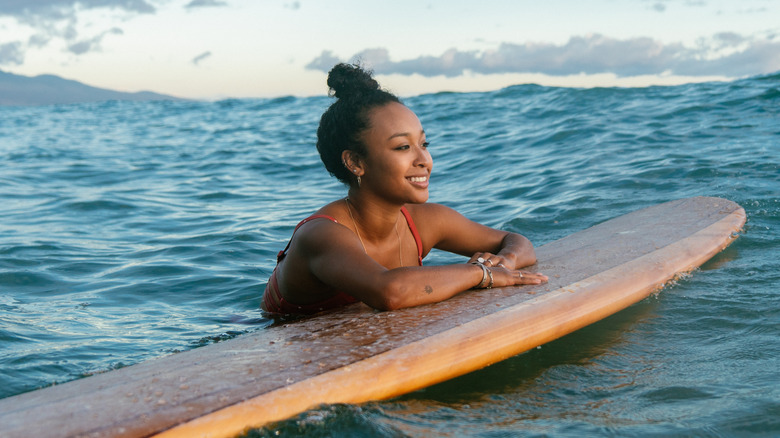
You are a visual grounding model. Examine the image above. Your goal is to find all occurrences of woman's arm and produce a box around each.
[411,203,539,269]
[296,207,546,311]
[467,232,537,270]
[296,219,534,310]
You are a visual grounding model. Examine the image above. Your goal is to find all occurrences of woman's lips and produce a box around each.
[407,175,429,188]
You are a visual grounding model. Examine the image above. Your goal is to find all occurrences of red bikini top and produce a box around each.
[263,206,424,315]
[276,206,423,266]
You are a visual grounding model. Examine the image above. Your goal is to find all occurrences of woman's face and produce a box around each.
[359,102,432,204]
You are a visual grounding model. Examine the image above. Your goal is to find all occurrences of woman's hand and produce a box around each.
[489,265,548,287]
[469,252,548,286]
[468,251,515,269]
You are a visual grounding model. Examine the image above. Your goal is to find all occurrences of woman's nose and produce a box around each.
[414,146,432,167]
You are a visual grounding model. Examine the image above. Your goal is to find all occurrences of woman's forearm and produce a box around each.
[367,263,485,311]
[364,247,544,311]
[494,232,537,269]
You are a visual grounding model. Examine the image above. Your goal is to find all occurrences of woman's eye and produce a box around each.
[422,142,430,148]
[396,145,410,150]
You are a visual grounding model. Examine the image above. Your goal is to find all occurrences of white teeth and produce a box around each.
[409,176,427,182]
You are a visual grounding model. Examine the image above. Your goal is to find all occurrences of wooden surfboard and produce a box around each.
[0,197,745,438]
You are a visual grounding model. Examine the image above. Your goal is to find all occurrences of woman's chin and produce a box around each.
[410,191,429,204]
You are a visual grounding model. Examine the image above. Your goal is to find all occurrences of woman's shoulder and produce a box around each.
[287,206,354,254]
[405,202,459,218]
[285,200,351,243]
[311,199,350,222]
[404,203,468,236]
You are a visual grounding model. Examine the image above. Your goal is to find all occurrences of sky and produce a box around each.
[1,0,779,100]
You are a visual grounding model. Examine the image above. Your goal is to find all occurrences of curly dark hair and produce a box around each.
[316,63,401,185]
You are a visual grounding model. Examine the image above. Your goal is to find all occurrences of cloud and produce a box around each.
[0,0,156,20]
[645,0,707,13]
[28,33,53,48]
[675,36,780,76]
[307,33,780,79]
[306,50,344,72]
[0,0,155,59]
[67,27,123,54]
[284,1,301,10]
[192,51,212,65]
[185,0,228,9]
[0,42,25,66]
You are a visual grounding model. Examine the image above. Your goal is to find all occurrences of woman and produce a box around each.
[262,63,547,315]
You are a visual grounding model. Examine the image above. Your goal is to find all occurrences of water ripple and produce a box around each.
[1,73,779,436]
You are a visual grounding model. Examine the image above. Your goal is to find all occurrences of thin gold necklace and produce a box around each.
[345,198,403,267]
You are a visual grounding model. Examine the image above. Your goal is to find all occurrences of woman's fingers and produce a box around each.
[470,254,546,286]
[468,253,489,264]
[469,252,507,269]
[513,270,548,284]
[480,266,547,288]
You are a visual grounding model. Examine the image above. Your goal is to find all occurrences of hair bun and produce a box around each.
[327,63,380,99]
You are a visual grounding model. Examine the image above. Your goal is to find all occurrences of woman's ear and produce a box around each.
[341,150,364,177]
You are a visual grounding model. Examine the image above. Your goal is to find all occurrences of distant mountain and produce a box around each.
[0,69,183,106]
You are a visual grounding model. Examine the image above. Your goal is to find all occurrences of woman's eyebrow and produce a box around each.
[387,129,425,141]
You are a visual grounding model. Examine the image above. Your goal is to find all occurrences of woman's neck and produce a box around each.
[345,190,402,242]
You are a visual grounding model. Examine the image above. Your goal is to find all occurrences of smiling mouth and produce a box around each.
[408,176,428,183]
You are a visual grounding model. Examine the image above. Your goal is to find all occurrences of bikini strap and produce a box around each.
[277,214,339,262]
[277,210,422,265]
[400,206,423,266]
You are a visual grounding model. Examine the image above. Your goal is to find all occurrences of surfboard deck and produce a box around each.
[0,196,745,438]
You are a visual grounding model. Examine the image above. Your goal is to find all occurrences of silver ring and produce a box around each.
[498,263,505,268]
[485,259,494,266]
[519,272,524,278]
[477,257,485,264]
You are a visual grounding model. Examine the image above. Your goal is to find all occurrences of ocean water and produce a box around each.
[1,73,778,436]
